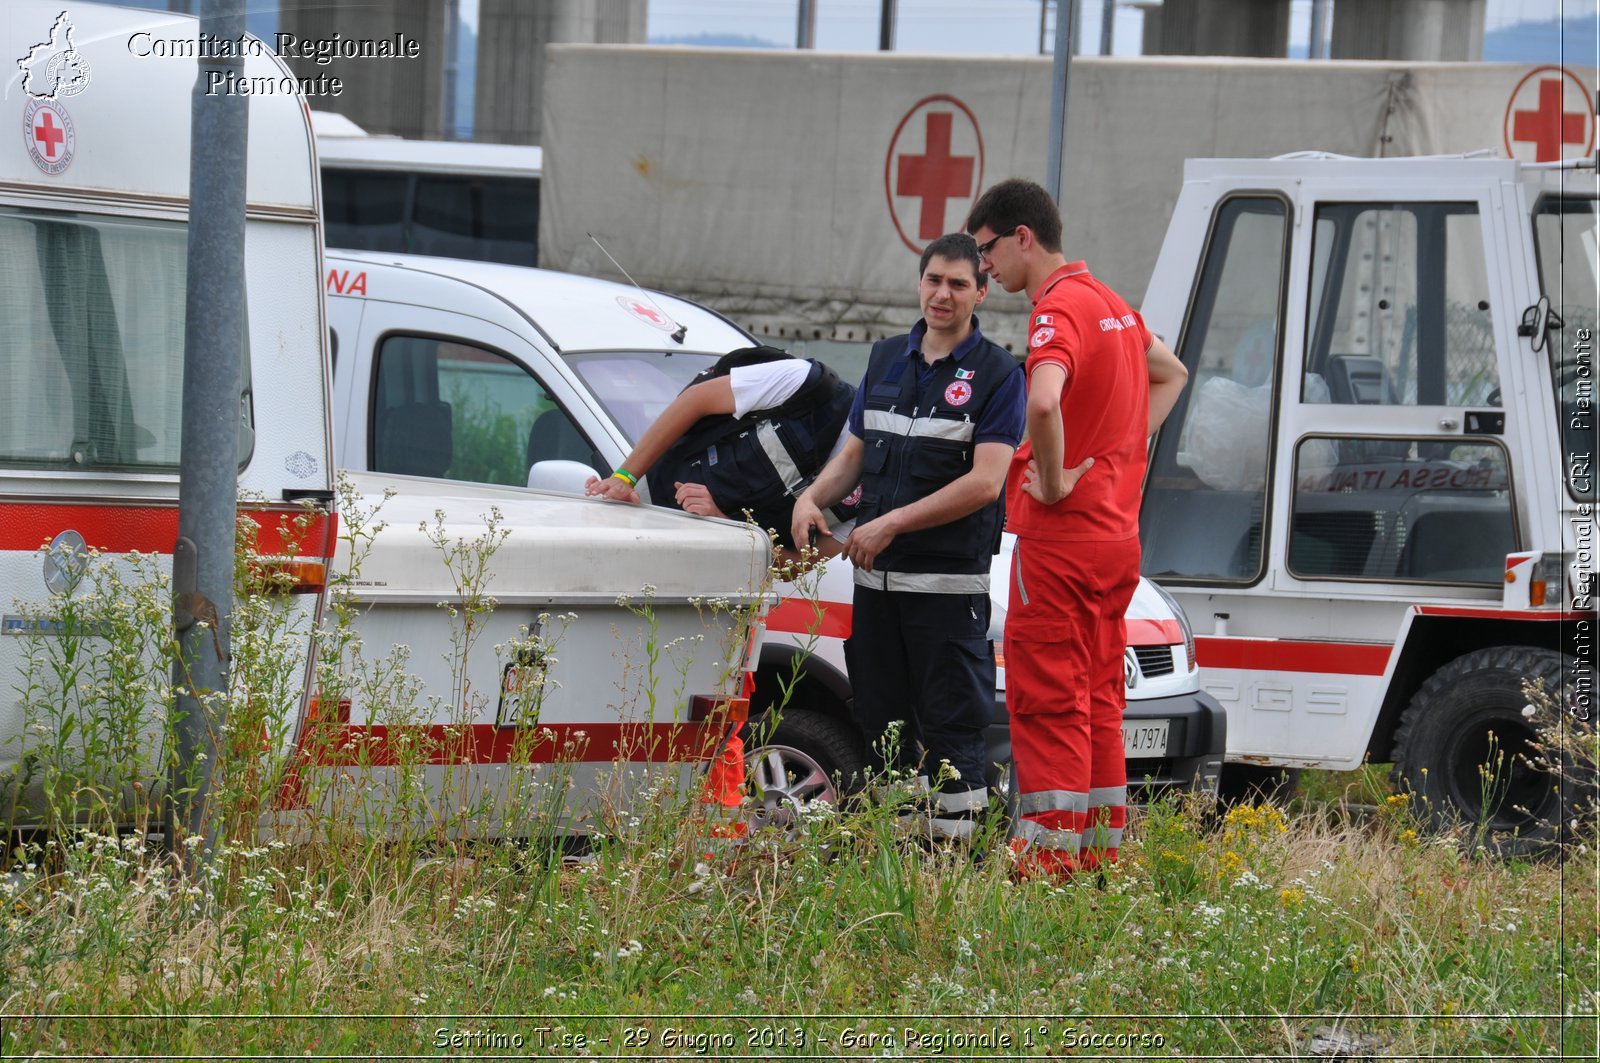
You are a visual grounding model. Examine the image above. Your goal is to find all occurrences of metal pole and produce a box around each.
[879,0,897,50]
[1100,0,1115,55]
[1309,0,1329,59]
[1039,0,1049,54]
[167,0,248,870]
[797,0,816,49]
[442,0,460,138]
[1044,0,1077,203]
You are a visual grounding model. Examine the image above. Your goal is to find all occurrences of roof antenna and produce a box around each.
[587,232,688,344]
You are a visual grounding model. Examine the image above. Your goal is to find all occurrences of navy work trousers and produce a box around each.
[844,585,994,792]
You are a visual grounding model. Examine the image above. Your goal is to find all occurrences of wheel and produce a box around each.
[1391,647,1585,858]
[743,710,868,833]
[1217,764,1301,806]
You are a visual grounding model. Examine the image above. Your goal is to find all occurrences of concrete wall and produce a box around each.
[278,0,449,139]
[1332,0,1486,61]
[474,0,647,145]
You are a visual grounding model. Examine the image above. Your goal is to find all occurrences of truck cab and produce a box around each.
[1139,153,1596,850]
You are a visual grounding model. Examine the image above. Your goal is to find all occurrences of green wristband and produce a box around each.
[611,468,638,487]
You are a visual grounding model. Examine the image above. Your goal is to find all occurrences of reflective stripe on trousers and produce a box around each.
[1015,787,1086,851]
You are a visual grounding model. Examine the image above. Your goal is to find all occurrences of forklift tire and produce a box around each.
[1391,646,1586,859]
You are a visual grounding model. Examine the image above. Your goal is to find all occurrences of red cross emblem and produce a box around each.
[34,110,64,157]
[1503,66,1594,163]
[616,294,674,332]
[885,95,985,255]
[23,99,75,176]
[943,381,972,407]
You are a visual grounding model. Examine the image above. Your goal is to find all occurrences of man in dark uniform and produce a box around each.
[791,233,1026,839]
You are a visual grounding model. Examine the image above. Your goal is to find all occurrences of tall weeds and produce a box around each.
[0,489,1591,1058]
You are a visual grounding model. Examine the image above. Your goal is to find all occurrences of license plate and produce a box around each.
[1123,719,1170,757]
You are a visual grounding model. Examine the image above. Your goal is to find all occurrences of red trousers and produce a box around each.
[1004,535,1140,876]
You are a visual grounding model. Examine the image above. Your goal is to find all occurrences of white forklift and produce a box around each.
[1138,151,1596,853]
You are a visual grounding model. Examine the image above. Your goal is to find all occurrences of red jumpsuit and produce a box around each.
[1005,263,1151,878]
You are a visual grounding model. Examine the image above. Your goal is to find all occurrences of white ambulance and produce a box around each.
[321,249,1227,814]
[0,2,335,823]
[1139,152,1597,851]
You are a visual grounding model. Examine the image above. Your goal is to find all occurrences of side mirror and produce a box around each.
[527,459,602,494]
[1518,296,1564,353]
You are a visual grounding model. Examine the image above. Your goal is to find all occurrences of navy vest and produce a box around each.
[857,334,1018,574]
[649,350,855,549]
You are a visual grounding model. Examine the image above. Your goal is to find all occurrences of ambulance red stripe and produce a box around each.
[291,720,725,769]
[764,597,852,639]
[0,501,335,557]
[1125,617,1184,646]
[1412,605,1589,622]
[765,599,1185,647]
[1196,636,1391,675]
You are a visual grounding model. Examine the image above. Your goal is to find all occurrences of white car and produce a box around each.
[323,250,1226,809]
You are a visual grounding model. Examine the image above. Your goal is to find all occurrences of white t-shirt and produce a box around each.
[728,360,852,464]
[727,359,854,540]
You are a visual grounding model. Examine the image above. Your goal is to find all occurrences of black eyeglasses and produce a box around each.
[975,226,1018,259]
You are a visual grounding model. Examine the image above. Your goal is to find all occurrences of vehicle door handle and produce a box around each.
[1463,411,1504,434]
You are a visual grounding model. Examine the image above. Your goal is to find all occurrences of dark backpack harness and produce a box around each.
[646,347,857,547]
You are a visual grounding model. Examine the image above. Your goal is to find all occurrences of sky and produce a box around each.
[547,0,1598,57]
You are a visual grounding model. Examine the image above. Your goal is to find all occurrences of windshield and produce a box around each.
[1533,195,1598,503]
[565,350,721,444]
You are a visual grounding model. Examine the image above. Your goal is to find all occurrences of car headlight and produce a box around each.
[1149,580,1196,673]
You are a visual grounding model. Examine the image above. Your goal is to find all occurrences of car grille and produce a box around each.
[1134,644,1175,679]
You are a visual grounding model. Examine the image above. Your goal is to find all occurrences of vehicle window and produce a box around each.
[566,351,720,445]
[412,175,539,266]
[372,335,604,485]
[1288,438,1515,584]
[321,170,408,253]
[1304,202,1499,407]
[0,206,250,472]
[1533,195,1597,503]
[1141,197,1287,583]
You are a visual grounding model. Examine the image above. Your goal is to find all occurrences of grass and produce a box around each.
[0,790,1593,1058]
[1,483,1594,1058]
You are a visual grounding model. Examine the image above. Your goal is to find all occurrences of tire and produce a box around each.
[1217,764,1301,806]
[743,709,869,833]
[1391,646,1584,859]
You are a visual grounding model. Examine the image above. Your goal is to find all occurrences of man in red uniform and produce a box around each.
[967,179,1188,879]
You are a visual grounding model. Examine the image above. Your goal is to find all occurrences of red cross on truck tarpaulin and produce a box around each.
[23,98,76,176]
[1503,66,1595,163]
[884,95,986,255]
